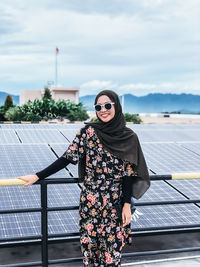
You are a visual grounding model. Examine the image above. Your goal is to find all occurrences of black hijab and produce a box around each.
[79,89,150,199]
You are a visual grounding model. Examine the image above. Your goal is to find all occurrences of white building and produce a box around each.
[20,87,79,105]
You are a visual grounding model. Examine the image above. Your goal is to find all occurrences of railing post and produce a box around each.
[41,181,48,267]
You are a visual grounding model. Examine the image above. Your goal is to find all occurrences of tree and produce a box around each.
[43,87,52,99]
[4,94,14,110]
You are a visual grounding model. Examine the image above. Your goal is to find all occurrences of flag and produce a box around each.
[56,47,59,53]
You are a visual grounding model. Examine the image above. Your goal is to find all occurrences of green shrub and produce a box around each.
[0,106,6,121]
[4,98,89,122]
[4,106,22,121]
[124,113,142,123]
[90,113,142,124]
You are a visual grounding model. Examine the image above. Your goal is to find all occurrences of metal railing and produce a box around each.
[0,174,200,267]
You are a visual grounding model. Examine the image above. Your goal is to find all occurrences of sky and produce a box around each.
[0,0,200,97]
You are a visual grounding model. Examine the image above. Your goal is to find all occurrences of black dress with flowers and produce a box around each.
[62,125,138,267]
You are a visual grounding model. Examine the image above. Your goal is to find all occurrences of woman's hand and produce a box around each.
[17,175,39,187]
[122,203,132,227]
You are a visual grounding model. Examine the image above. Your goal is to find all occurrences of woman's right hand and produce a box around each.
[17,175,39,187]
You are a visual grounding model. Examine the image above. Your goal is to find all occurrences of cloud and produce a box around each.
[80,80,200,96]
[0,0,199,96]
[80,80,117,95]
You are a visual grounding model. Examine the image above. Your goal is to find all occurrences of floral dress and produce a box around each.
[62,125,138,267]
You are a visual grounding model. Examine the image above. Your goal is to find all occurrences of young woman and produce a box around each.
[17,90,150,267]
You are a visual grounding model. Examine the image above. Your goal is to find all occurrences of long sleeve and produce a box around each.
[122,176,132,204]
[35,157,71,180]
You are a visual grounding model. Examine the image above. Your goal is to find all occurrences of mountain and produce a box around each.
[0,91,19,105]
[1,90,199,113]
[80,93,200,114]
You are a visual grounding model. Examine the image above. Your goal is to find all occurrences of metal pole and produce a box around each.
[122,94,124,112]
[41,181,48,267]
[55,50,58,86]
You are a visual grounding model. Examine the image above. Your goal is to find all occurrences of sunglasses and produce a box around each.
[94,102,115,112]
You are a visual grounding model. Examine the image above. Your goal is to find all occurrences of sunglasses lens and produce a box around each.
[95,105,101,112]
[105,103,112,110]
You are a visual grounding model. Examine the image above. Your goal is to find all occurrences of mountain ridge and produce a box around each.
[0,91,199,113]
[80,93,200,113]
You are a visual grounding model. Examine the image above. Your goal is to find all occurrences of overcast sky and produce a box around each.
[0,0,200,96]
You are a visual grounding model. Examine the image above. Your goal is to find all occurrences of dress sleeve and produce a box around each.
[122,176,132,204]
[62,126,86,165]
[36,157,71,180]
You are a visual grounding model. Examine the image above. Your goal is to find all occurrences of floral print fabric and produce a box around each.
[62,126,138,267]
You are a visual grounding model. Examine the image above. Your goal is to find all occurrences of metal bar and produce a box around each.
[0,235,41,242]
[1,227,200,249]
[134,199,200,206]
[0,261,41,267]
[1,226,200,245]
[122,246,200,257]
[40,181,48,267]
[0,198,199,215]
[0,208,41,214]
[41,178,79,184]
[48,257,82,264]
[47,205,79,212]
[150,174,172,180]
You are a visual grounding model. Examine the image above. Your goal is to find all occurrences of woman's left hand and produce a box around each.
[122,203,131,227]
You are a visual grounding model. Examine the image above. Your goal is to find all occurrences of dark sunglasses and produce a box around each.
[94,102,115,112]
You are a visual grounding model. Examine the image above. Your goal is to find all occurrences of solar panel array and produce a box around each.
[0,123,200,241]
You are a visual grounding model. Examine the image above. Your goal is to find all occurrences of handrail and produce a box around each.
[1,172,200,186]
[0,175,200,266]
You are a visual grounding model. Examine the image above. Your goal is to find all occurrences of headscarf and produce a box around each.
[79,89,150,199]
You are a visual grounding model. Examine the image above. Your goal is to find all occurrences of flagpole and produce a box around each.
[55,47,59,86]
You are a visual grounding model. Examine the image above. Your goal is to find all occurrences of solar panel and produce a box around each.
[0,212,41,239]
[131,203,200,230]
[0,185,40,210]
[0,183,81,211]
[48,210,79,235]
[60,129,80,142]
[1,203,199,240]
[49,143,78,177]
[167,179,200,200]
[0,130,20,144]
[0,123,200,244]
[134,180,186,203]
[0,144,71,178]
[179,142,200,156]
[141,143,200,174]
[132,129,193,142]
[178,130,200,141]
[48,184,81,207]
[0,124,36,129]
[16,129,68,143]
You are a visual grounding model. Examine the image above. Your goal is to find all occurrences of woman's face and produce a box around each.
[96,95,115,123]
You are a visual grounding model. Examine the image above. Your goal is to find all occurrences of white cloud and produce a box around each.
[80,80,117,96]
[80,80,200,96]
[0,0,199,96]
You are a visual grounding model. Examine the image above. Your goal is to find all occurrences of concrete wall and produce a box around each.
[20,90,42,105]
[20,87,79,105]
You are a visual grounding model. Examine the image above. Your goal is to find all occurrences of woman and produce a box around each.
[17,90,150,267]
